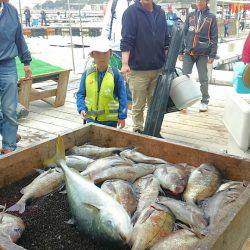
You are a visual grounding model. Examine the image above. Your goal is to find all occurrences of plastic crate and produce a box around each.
[233,62,250,94]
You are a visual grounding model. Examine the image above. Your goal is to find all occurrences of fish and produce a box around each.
[0,212,25,243]
[7,168,64,213]
[202,185,245,229]
[154,163,188,195]
[81,155,133,176]
[133,175,160,222]
[131,203,175,250]
[101,180,137,216]
[68,144,127,159]
[120,149,166,164]
[65,155,94,172]
[150,229,199,250]
[44,155,94,172]
[157,197,208,235]
[0,235,26,250]
[89,163,155,184]
[183,163,221,204]
[53,136,132,245]
[216,181,248,193]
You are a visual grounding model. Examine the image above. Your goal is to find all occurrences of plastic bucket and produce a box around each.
[170,75,202,109]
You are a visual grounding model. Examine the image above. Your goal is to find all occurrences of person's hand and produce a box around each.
[208,58,214,64]
[118,119,125,128]
[80,110,87,120]
[24,65,32,80]
[178,54,184,61]
[121,64,131,81]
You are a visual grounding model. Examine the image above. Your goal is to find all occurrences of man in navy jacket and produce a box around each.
[0,0,32,154]
[121,0,169,133]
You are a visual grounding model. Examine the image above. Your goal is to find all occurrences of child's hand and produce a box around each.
[81,110,87,120]
[118,119,125,129]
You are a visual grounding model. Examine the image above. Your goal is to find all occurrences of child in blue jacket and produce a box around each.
[76,38,127,128]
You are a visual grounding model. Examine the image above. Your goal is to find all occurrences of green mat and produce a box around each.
[16,57,64,79]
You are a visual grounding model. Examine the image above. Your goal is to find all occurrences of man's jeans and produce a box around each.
[182,54,210,104]
[0,59,18,151]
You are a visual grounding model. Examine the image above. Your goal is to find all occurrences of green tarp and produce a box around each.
[16,57,64,79]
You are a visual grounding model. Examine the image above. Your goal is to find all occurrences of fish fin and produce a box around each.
[65,218,75,225]
[84,203,101,212]
[43,135,66,167]
[6,201,26,214]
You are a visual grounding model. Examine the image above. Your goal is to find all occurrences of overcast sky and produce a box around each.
[11,0,48,8]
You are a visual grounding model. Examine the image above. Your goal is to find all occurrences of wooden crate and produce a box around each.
[0,124,249,249]
[18,70,70,111]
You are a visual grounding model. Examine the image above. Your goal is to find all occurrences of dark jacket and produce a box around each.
[181,8,218,59]
[0,3,31,65]
[120,1,169,70]
[24,9,31,19]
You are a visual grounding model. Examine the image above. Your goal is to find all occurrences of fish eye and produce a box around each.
[107,220,113,227]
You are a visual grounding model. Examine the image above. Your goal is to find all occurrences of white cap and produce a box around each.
[89,38,111,54]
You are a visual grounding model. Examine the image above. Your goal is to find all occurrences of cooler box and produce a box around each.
[233,62,250,94]
[32,19,39,27]
[223,92,250,151]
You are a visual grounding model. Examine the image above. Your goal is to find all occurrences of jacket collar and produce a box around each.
[135,1,161,13]
[195,7,209,15]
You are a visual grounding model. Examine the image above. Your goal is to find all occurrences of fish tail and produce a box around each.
[43,135,66,167]
[7,201,26,214]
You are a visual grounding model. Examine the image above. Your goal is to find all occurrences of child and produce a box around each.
[76,38,127,128]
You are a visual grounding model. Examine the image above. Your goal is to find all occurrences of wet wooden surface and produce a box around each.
[2,84,232,156]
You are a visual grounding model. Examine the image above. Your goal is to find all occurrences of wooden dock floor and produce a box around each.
[4,83,231,156]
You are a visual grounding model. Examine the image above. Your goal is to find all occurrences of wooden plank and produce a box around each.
[0,124,91,188]
[54,70,70,107]
[161,132,227,153]
[25,113,80,130]
[162,120,228,138]
[195,186,250,250]
[18,79,32,110]
[88,125,250,181]
[30,88,57,101]
[19,119,67,134]
[0,124,249,249]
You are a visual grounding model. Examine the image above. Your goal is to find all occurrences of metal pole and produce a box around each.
[18,0,23,26]
[67,0,76,73]
[79,6,85,59]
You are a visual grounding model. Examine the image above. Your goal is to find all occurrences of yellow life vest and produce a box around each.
[85,65,119,122]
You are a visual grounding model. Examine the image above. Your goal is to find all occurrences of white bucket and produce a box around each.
[170,75,202,110]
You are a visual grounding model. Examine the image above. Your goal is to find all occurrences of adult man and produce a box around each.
[179,0,218,112]
[40,10,47,26]
[165,5,179,37]
[121,0,169,133]
[0,0,32,154]
[24,7,31,27]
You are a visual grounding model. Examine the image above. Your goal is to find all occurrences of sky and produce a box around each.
[11,0,48,8]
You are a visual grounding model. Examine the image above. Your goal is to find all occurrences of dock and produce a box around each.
[13,83,231,156]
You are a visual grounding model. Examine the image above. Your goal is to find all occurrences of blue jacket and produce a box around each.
[76,68,128,120]
[121,1,169,70]
[0,3,31,65]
